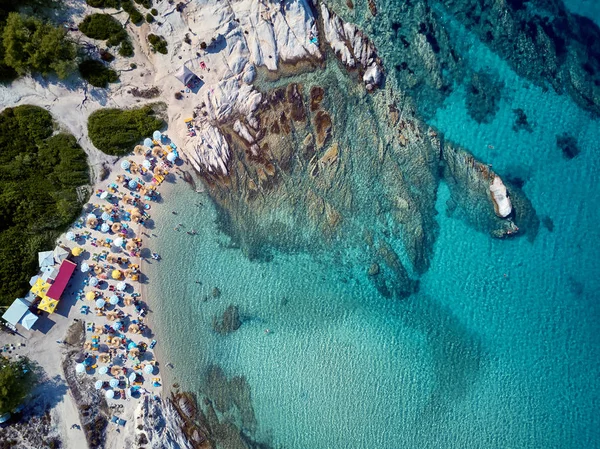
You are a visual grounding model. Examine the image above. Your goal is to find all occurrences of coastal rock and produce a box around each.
[310,86,325,111]
[319,3,384,88]
[213,304,242,334]
[314,110,332,148]
[489,176,512,218]
[135,396,194,449]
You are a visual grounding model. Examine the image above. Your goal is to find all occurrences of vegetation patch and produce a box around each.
[86,0,121,7]
[0,357,38,414]
[87,105,166,156]
[1,12,77,80]
[78,60,119,87]
[148,33,167,54]
[78,13,133,57]
[0,106,89,306]
[121,0,144,25]
[134,0,152,9]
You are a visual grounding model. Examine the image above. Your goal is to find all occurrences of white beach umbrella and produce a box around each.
[95,380,104,390]
[128,372,137,383]
[81,263,90,273]
[105,390,115,399]
[113,237,124,247]
[100,191,109,200]
[116,281,126,291]
[89,277,99,287]
[101,212,111,221]
[75,363,86,374]
[144,365,154,375]
[98,366,109,375]
[153,130,162,141]
[143,138,153,148]
[166,152,177,163]
[142,159,152,169]
[66,231,76,241]
[101,223,110,233]
[95,298,105,308]
[87,213,97,221]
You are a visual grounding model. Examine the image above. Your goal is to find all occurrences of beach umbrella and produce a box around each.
[134,145,145,155]
[101,223,110,233]
[85,291,96,301]
[87,217,98,228]
[110,366,122,376]
[114,237,124,247]
[116,281,126,291]
[111,270,122,280]
[153,130,162,141]
[94,265,103,275]
[121,160,131,170]
[128,372,137,383]
[101,212,111,221]
[142,159,152,169]
[112,321,122,331]
[66,231,76,241]
[87,213,97,221]
[111,223,122,234]
[125,241,137,252]
[144,365,154,375]
[110,295,120,305]
[95,298,105,308]
[89,277,99,287]
[98,366,109,375]
[95,380,104,390]
[127,341,137,350]
[166,152,177,163]
[144,138,153,148]
[75,363,86,374]
[152,146,163,157]
[72,247,84,257]
[109,378,120,388]
[105,390,115,400]
[128,179,138,190]
[81,263,90,273]
[100,191,109,200]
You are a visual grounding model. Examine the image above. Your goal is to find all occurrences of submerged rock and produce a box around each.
[556,132,581,159]
[212,305,242,334]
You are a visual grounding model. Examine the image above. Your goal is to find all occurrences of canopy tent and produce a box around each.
[41,266,59,282]
[2,298,30,327]
[46,260,76,302]
[20,311,38,330]
[30,278,50,296]
[38,251,54,268]
[173,65,197,85]
[53,246,70,264]
[37,297,59,314]
[29,275,40,286]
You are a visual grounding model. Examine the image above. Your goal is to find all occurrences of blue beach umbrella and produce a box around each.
[75,363,85,374]
[95,298,105,308]
[121,160,131,170]
[66,231,76,241]
[143,138,153,148]
[144,364,154,375]
[89,277,99,287]
[128,372,137,383]
[152,130,162,141]
[142,159,152,169]
[127,341,137,350]
[109,378,119,388]
[166,152,177,163]
[110,295,119,305]
[105,390,115,399]
[112,321,122,331]
[101,212,111,221]
[128,179,138,190]
[101,223,110,233]
[95,380,104,390]
[98,366,109,375]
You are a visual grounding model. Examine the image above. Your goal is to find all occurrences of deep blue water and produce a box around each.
[145,1,600,448]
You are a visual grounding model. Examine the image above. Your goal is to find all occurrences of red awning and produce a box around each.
[46,260,77,300]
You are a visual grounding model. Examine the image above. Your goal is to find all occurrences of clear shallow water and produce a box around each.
[145,1,600,447]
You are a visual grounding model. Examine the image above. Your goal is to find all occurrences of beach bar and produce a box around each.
[2,298,38,330]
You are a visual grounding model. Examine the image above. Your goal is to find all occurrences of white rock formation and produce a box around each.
[134,397,194,449]
[490,176,512,218]
[320,3,384,88]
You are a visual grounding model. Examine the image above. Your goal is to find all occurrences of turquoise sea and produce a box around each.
[146,1,600,448]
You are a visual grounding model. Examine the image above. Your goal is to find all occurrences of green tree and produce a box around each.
[2,13,76,78]
[0,358,37,415]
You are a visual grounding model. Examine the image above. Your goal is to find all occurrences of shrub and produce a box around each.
[86,0,121,7]
[150,8,158,15]
[79,14,125,41]
[87,105,166,156]
[0,358,39,414]
[121,0,144,24]
[145,13,154,23]
[0,106,88,305]
[130,62,137,69]
[99,49,114,62]
[200,41,207,49]
[134,0,152,8]
[174,92,182,100]
[147,34,167,54]
[119,40,134,57]
[78,60,119,88]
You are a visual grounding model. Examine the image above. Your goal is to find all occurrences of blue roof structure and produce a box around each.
[1,298,30,326]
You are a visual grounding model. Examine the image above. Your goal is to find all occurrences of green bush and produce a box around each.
[150,8,158,16]
[119,40,134,57]
[86,0,120,7]
[121,0,143,24]
[147,33,167,54]
[78,60,118,87]
[1,13,76,79]
[134,0,152,8]
[0,106,89,306]
[79,14,125,41]
[88,105,165,156]
[0,358,38,414]
[145,13,154,23]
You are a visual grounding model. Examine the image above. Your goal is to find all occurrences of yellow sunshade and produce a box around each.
[85,291,96,301]
[38,297,59,314]
[111,270,122,280]
[72,247,84,257]
[31,278,50,296]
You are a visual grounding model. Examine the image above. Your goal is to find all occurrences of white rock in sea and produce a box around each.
[319,2,384,87]
[188,124,231,176]
[135,397,194,449]
[233,119,255,144]
[490,175,513,218]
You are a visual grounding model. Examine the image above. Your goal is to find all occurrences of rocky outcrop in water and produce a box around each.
[212,305,242,334]
[134,396,196,449]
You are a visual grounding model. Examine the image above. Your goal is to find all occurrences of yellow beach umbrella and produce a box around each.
[111,270,122,280]
[31,278,50,296]
[72,247,84,257]
[85,291,96,301]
